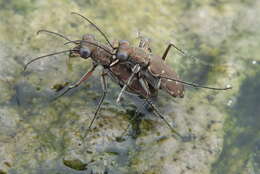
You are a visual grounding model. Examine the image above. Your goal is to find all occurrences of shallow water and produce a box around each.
[0,0,259,174]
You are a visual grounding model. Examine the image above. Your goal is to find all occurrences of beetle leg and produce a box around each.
[138,36,152,53]
[156,78,161,89]
[84,70,108,138]
[116,64,141,103]
[161,43,185,61]
[138,77,150,97]
[109,59,120,67]
[53,63,98,100]
[145,99,185,141]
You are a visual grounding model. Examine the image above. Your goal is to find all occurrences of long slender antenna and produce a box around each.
[37,29,73,42]
[71,12,114,49]
[24,49,76,71]
[169,42,218,67]
[64,40,113,55]
[159,76,232,90]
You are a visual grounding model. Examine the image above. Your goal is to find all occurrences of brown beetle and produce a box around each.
[114,39,232,102]
[24,12,231,141]
[25,30,186,138]
[67,33,185,139]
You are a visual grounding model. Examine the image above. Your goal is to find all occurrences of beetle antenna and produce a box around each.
[65,40,113,55]
[71,12,114,49]
[168,42,219,67]
[159,76,232,90]
[37,29,73,42]
[24,49,77,71]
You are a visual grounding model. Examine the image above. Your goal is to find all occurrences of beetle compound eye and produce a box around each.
[117,52,128,61]
[80,47,91,58]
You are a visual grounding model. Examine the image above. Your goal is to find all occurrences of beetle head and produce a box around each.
[79,34,96,59]
[116,40,130,61]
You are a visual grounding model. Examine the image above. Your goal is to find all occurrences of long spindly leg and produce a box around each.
[53,63,97,100]
[116,64,141,103]
[138,77,151,97]
[144,99,185,141]
[136,77,184,140]
[138,36,152,53]
[161,43,185,61]
[83,71,108,139]
[145,98,190,141]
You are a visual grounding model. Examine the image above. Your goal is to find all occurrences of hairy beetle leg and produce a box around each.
[161,43,184,61]
[138,36,152,53]
[116,64,141,103]
[53,64,97,100]
[83,71,108,139]
[145,99,184,141]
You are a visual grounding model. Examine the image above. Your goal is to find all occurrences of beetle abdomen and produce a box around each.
[148,56,184,98]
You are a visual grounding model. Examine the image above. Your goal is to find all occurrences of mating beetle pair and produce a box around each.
[24,12,231,141]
